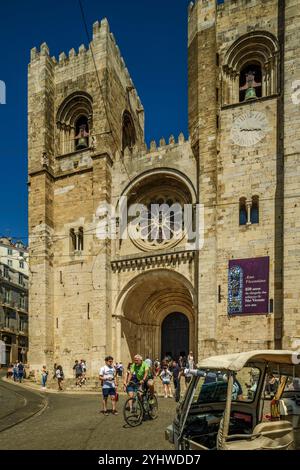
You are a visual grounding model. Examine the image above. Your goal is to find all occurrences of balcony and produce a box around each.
[18,328,29,336]
[17,305,28,313]
[1,325,15,333]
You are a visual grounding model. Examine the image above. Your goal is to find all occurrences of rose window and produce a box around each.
[128,189,188,251]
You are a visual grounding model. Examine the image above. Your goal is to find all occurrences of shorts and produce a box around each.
[76,373,82,379]
[145,377,154,388]
[127,382,139,393]
[102,388,116,398]
[162,380,170,385]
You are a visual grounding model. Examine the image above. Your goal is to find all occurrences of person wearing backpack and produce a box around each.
[72,360,83,387]
[171,360,182,402]
[17,362,24,383]
[55,365,64,391]
[160,363,173,398]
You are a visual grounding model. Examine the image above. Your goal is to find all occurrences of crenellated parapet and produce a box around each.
[92,18,144,113]
[29,16,144,160]
[116,132,189,164]
[29,18,143,115]
[189,0,266,15]
[145,133,189,156]
[119,132,191,168]
[188,0,226,11]
[29,43,92,81]
[30,41,92,67]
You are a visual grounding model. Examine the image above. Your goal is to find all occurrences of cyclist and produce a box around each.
[126,354,155,405]
[123,362,133,389]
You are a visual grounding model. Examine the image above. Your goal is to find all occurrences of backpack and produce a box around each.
[56,369,64,380]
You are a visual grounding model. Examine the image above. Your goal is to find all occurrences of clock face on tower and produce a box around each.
[231,111,269,147]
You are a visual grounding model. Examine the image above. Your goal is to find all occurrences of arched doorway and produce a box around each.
[114,269,195,364]
[161,312,189,360]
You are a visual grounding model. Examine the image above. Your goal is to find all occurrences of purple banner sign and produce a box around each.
[228,257,269,315]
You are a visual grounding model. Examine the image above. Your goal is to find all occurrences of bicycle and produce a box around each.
[123,381,158,427]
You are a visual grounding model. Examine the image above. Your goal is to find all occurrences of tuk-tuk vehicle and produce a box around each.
[165,350,300,450]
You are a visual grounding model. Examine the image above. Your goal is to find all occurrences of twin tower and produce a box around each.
[28,0,300,377]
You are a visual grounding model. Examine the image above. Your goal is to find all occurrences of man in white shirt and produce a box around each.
[99,356,118,415]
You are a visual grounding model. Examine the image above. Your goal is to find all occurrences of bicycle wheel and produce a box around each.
[123,396,143,427]
[148,394,158,420]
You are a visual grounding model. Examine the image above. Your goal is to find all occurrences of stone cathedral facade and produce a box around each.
[28,0,300,377]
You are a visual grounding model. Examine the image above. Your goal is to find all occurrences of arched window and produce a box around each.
[70,229,76,252]
[56,92,93,155]
[239,198,247,226]
[250,196,259,224]
[70,227,84,253]
[222,32,279,105]
[78,227,84,251]
[122,111,136,153]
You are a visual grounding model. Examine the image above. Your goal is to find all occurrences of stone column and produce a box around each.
[115,316,121,362]
[246,200,252,225]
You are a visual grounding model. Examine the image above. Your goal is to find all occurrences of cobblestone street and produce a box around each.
[0,378,177,450]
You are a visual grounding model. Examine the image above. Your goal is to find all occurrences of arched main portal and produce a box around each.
[114,270,196,365]
[161,312,189,360]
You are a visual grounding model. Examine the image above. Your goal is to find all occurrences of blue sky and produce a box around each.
[0,0,189,242]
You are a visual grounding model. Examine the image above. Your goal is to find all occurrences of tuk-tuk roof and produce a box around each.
[197,350,299,372]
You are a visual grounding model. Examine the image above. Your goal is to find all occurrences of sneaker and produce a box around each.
[112,410,118,416]
[164,395,168,398]
[104,411,109,416]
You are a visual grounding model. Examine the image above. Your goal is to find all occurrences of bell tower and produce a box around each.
[187,0,298,357]
[28,18,144,375]
[188,0,218,357]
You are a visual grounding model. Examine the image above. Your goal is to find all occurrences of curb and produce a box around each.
[0,378,48,433]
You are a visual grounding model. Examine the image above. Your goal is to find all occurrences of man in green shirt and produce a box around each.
[126,354,155,402]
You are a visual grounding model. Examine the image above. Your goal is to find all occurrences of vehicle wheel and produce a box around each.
[123,397,143,427]
[178,439,187,450]
[148,394,158,420]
